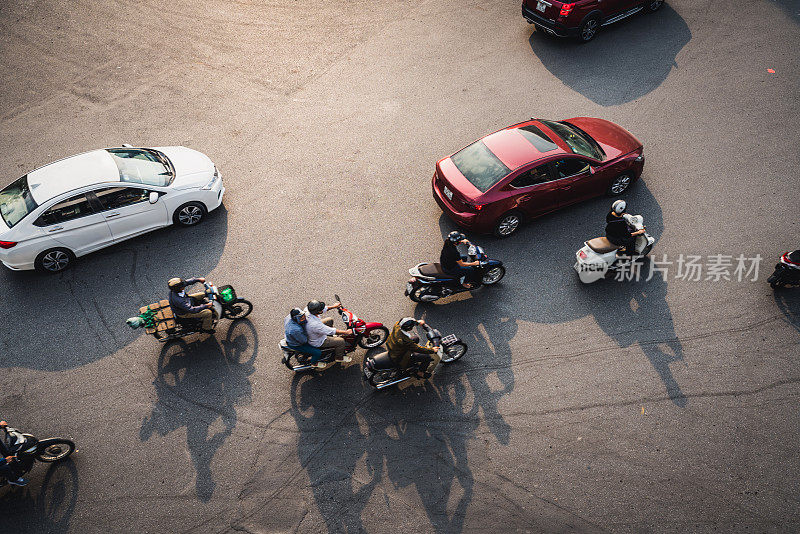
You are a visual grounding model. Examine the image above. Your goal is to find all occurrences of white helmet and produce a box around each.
[612,199,627,215]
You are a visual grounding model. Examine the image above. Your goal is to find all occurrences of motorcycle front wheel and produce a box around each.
[223,299,253,320]
[358,326,389,349]
[36,439,76,462]
[481,266,505,285]
[441,342,468,363]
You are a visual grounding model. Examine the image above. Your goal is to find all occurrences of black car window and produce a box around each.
[509,164,552,188]
[516,125,559,153]
[553,158,590,179]
[93,187,150,211]
[34,193,94,226]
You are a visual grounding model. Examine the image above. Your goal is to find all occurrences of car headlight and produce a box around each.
[202,167,220,190]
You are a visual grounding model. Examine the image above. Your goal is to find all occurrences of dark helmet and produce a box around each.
[290,307,306,322]
[168,277,186,291]
[399,317,418,331]
[447,231,466,244]
[307,300,325,314]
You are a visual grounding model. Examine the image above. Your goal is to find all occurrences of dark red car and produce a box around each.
[432,118,644,237]
[522,0,664,42]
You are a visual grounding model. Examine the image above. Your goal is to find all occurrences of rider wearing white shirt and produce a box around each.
[303,300,352,361]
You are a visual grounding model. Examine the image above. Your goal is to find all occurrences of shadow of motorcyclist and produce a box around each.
[412,300,516,446]
[774,288,800,335]
[527,4,691,106]
[0,206,228,371]
[433,179,686,406]
[0,459,79,534]
[139,318,257,502]
[287,365,380,533]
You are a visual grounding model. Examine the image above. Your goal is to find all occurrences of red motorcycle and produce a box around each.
[280,295,389,372]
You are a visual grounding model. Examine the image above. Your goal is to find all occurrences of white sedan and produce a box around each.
[0,145,224,272]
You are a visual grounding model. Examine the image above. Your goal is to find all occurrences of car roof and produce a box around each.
[27,149,119,204]
[482,122,569,170]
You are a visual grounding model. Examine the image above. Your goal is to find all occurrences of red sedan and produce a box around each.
[432,117,644,237]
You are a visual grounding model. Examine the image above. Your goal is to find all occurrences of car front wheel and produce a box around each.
[607,173,633,195]
[35,248,75,273]
[173,202,206,227]
[646,1,664,12]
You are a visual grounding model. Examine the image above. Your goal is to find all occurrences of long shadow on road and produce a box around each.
[140,318,257,502]
[435,179,687,406]
[0,459,79,534]
[528,4,691,106]
[0,206,228,371]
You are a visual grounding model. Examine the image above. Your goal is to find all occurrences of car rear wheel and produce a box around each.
[577,16,600,43]
[646,1,664,12]
[493,211,523,238]
[607,173,633,195]
[35,248,75,273]
[173,202,206,227]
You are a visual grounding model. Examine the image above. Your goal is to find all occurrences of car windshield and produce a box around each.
[450,141,510,192]
[0,175,39,228]
[106,148,173,186]
[517,125,559,152]
[541,120,605,160]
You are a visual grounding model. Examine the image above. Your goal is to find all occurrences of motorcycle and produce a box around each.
[363,322,467,390]
[280,295,389,372]
[0,423,76,488]
[574,213,655,284]
[406,243,505,302]
[128,281,253,342]
[767,250,800,289]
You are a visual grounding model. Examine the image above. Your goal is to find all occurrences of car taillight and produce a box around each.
[466,202,483,212]
[0,241,17,249]
[560,2,575,16]
[578,250,587,259]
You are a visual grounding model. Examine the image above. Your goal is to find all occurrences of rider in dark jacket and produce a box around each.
[386,318,438,378]
[605,200,644,255]
[441,231,480,287]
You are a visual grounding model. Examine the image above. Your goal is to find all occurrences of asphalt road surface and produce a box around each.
[1,1,799,532]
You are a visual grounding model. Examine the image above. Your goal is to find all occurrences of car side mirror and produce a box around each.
[149,192,159,204]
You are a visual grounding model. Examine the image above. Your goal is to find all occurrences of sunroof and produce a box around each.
[517,125,559,153]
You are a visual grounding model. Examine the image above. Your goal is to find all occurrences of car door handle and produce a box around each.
[105,213,120,219]
[47,226,64,232]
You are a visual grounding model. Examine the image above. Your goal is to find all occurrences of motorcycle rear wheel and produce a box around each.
[358,326,389,349]
[223,299,253,320]
[441,342,467,363]
[411,286,439,302]
[368,369,397,389]
[36,439,76,462]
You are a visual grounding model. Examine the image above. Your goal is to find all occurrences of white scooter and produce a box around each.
[574,214,655,284]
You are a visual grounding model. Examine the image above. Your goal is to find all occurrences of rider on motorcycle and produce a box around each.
[605,200,645,256]
[284,308,323,363]
[386,318,439,378]
[441,231,480,288]
[168,277,215,333]
[0,421,27,486]
[304,300,353,362]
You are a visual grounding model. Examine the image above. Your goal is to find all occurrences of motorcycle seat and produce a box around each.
[369,351,396,370]
[587,237,621,253]
[418,263,458,279]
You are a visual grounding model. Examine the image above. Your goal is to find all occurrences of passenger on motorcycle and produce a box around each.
[441,231,480,288]
[0,421,27,486]
[386,318,439,378]
[605,200,645,256]
[304,300,353,362]
[168,277,215,333]
[284,308,323,363]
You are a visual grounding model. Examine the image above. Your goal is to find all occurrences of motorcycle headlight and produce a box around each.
[202,167,220,190]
